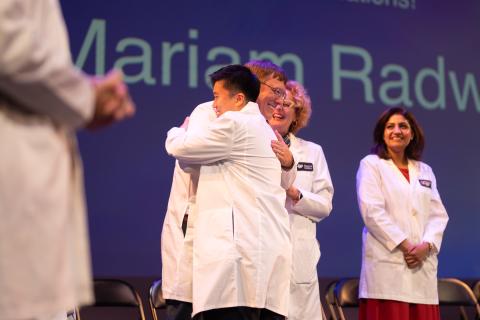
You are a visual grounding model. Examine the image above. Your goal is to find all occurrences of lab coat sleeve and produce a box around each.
[293,147,333,223]
[186,101,214,135]
[0,0,94,128]
[421,168,449,253]
[165,113,234,164]
[177,102,214,173]
[356,157,408,252]
[281,159,297,189]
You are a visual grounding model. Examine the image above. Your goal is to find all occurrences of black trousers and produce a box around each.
[166,299,193,320]
[193,307,285,320]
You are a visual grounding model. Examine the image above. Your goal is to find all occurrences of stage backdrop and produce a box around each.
[61,0,480,278]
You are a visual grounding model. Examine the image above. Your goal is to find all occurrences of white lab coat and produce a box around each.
[0,0,94,318]
[166,102,292,317]
[161,102,296,304]
[161,102,215,302]
[356,154,449,304]
[286,134,333,320]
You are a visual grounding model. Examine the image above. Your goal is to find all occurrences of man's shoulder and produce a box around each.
[222,108,272,136]
[192,101,213,113]
[190,101,215,120]
[223,102,261,121]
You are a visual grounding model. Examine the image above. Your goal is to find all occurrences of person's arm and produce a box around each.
[422,167,449,254]
[281,161,297,189]
[165,113,235,165]
[356,157,408,252]
[403,167,449,267]
[176,102,215,173]
[271,130,296,189]
[0,0,94,128]
[288,146,333,222]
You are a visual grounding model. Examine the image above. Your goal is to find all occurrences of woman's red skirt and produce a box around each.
[359,298,440,320]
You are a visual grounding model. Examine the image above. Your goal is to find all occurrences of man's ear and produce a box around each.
[235,92,246,106]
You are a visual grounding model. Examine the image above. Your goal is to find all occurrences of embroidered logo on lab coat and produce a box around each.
[297,162,313,171]
[419,179,432,188]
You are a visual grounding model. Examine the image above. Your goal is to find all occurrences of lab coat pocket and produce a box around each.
[292,238,320,284]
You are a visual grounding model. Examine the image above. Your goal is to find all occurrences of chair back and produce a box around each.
[149,279,166,320]
[79,279,146,320]
[334,278,359,320]
[438,278,480,320]
[473,281,480,320]
[472,281,480,301]
[334,278,359,307]
[325,280,339,320]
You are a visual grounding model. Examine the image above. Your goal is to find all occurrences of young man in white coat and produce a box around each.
[0,1,135,319]
[165,65,292,320]
[161,61,295,320]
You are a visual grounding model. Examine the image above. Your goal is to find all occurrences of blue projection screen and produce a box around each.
[60,0,480,278]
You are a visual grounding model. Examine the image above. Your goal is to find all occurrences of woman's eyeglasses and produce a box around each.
[281,99,295,109]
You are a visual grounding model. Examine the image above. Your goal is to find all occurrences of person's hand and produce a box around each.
[180,117,189,130]
[286,186,301,203]
[86,70,135,130]
[271,130,294,169]
[404,242,430,268]
[398,239,420,269]
[404,252,422,269]
[398,239,413,254]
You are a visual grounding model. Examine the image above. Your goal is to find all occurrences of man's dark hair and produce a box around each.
[209,64,260,102]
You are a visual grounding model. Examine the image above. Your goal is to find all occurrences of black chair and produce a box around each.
[438,278,480,320]
[474,281,480,301]
[324,280,340,320]
[79,279,146,320]
[320,295,328,320]
[474,281,480,319]
[333,278,359,320]
[149,279,167,320]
